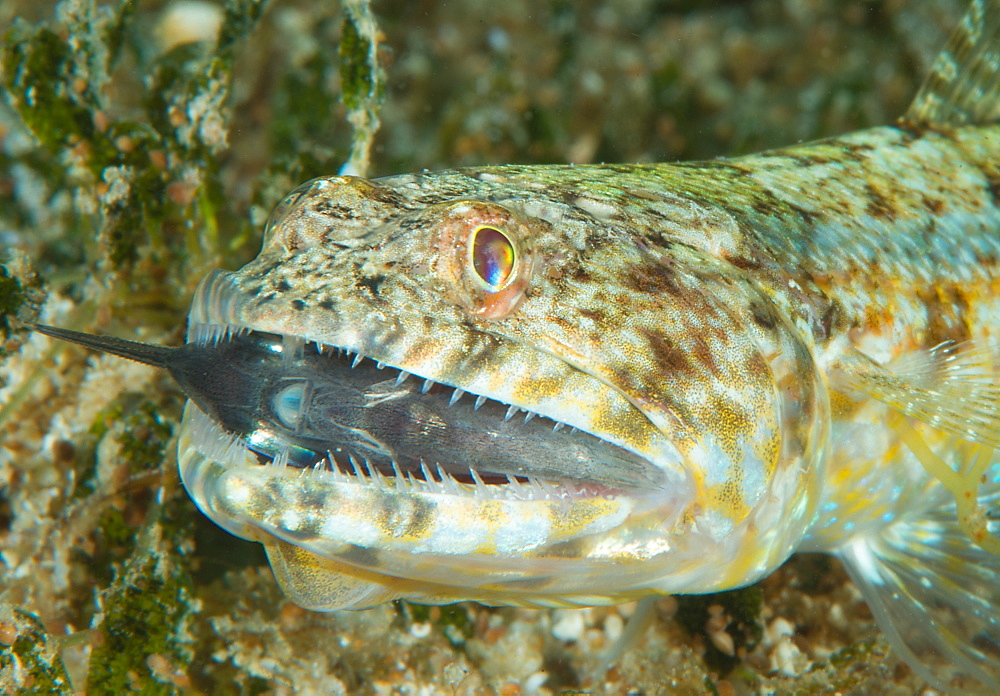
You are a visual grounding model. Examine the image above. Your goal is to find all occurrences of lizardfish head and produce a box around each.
[181,169,829,610]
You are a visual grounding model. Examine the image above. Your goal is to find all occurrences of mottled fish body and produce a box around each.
[36,0,1000,690]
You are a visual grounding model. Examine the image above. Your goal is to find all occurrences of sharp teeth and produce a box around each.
[474,395,487,410]
[376,361,385,370]
[449,388,465,406]
[348,454,365,477]
[421,379,434,394]
[395,371,410,386]
[438,464,460,495]
[419,460,436,483]
[553,422,564,432]
[368,459,387,488]
[504,474,529,500]
[504,405,520,422]
[351,353,364,368]
[391,460,406,480]
[281,335,305,363]
[469,468,487,489]
[569,427,578,435]
[524,412,536,424]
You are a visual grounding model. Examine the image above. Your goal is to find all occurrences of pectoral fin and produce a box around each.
[836,342,1000,448]
[833,342,1000,556]
[833,341,1000,689]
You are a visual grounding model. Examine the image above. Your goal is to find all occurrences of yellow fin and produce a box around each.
[889,416,1000,555]
[838,342,1000,448]
[835,343,1000,555]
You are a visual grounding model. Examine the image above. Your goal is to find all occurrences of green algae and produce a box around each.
[3,1,132,174]
[3,26,105,165]
[95,507,135,562]
[827,636,881,671]
[2,0,267,692]
[773,639,895,695]
[0,255,45,351]
[86,517,197,695]
[0,0,392,691]
[116,400,175,476]
[0,271,25,336]
[0,612,73,695]
[338,0,385,176]
[338,9,385,110]
[3,0,265,283]
[218,0,270,58]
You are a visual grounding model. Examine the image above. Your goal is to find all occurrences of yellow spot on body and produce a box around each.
[548,499,622,539]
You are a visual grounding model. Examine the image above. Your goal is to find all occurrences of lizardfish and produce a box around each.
[36,0,1000,689]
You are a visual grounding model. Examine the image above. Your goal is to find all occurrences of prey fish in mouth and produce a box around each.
[32,324,664,492]
[34,0,1000,689]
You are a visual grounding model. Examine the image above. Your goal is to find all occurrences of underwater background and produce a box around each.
[0,0,966,693]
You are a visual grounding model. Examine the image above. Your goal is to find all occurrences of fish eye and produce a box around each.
[470,225,516,292]
[272,380,309,430]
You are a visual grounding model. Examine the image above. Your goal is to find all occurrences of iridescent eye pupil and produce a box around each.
[472,226,515,290]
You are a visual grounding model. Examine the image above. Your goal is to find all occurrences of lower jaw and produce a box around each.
[177,401,638,557]
[177,402,745,604]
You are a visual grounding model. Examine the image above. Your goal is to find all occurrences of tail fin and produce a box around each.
[32,324,173,368]
[837,502,1000,691]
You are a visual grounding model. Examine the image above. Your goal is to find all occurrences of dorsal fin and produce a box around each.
[905,0,1000,126]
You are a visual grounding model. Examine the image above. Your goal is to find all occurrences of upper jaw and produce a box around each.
[185,271,680,498]
[183,321,672,497]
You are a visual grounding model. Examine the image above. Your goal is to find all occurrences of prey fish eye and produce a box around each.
[29,1,1000,690]
[272,380,310,431]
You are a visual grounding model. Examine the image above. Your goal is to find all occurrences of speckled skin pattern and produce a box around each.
[176,121,1000,612]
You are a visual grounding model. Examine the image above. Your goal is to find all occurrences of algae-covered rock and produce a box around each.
[0,0,961,693]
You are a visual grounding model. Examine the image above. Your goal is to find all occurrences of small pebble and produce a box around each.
[523,670,548,695]
[409,621,432,639]
[551,610,585,642]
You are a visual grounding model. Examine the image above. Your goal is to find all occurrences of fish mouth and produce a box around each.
[182,324,668,500]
